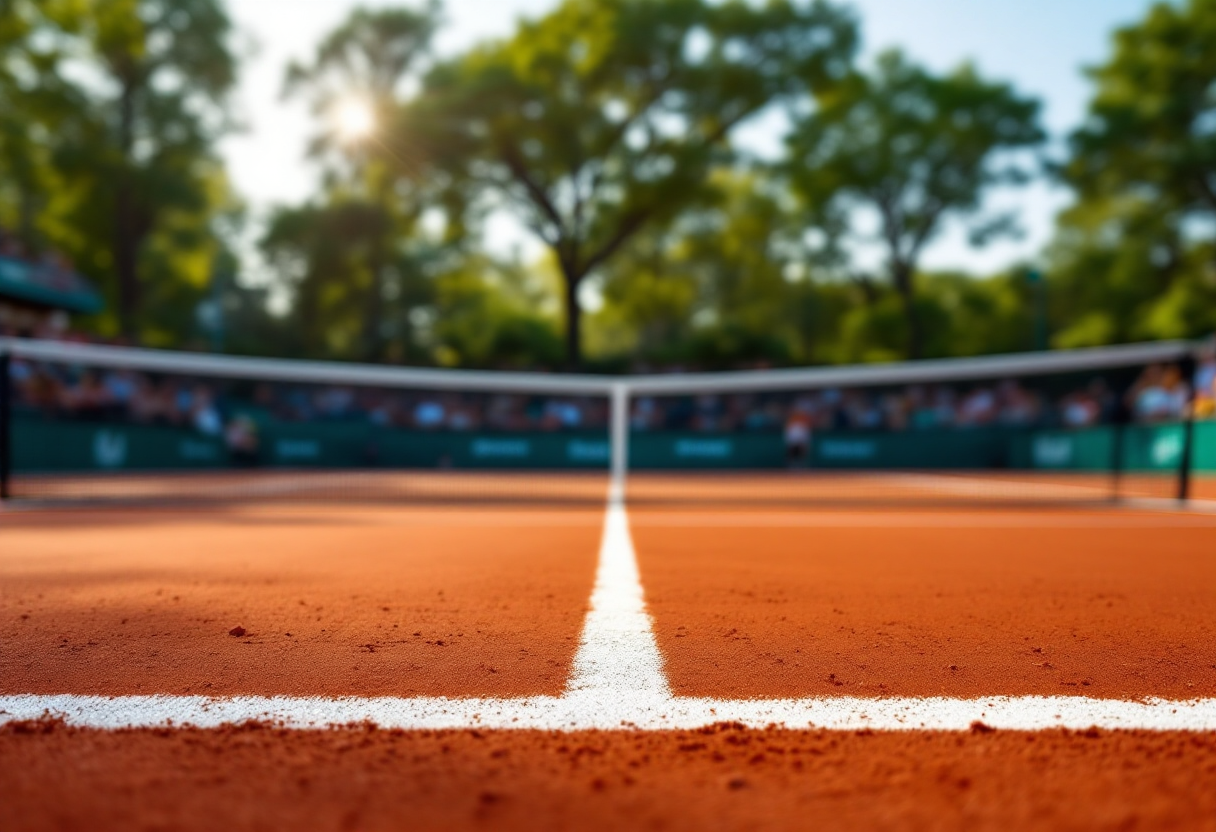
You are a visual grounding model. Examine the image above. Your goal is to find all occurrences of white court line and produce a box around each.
[891,473,1114,500]
[2,499,1215,732]
[627,512,1216,528]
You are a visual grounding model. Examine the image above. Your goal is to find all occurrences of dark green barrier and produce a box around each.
[1123,424,1186,471]
[12,416,611,472]
[628,428,1023,470]
[1196,422,1216,472]
[13,418,226,471]
[810,426,1018,469]
[628,432,785,469]
[1009,423,1216,472]
[1008,427,1116,470]
[374,431,610,469]
[13,415,1216,474]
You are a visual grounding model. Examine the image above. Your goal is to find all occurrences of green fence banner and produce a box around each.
[1009,423,1215,472]
[13,419,226,472]
[12,416,1216,474]
[627,432,784,469]
[12,418,612,472]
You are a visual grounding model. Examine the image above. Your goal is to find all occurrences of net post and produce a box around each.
[0,348,11,501]
[609,382,629,505]
[1177,353,1197,504]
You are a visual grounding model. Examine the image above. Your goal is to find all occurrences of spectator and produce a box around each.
[225,415,260,466]
[190,385,223,436]
[1130,364,1189,423]
[784,400,813,468]
[1193,340,1216,419]
[413,397,445,429]
[958,387,997,426]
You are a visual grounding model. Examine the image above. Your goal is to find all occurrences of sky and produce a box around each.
[220,0,1160,279]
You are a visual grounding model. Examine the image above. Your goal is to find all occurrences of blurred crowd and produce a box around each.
[10,348,1215,437]
[632,360,1209,433]
[8,357,611,434]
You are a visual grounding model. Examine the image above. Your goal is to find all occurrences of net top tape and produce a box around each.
[625,340,1195,395]
[0,338,611,395]
[1,337,1195,398]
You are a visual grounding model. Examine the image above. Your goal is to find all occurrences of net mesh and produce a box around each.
[1,338,1207,509]
[1,341,612,507]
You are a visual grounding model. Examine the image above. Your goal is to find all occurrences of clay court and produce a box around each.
[4,471,1216,831]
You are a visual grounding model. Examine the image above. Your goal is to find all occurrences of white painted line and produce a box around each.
[565,501,673,703]
[3,500,1215,732]
[4,694,1216,732]
[1124,496,1216,515]
[890,473,1113,500]
[627,512,1216,528]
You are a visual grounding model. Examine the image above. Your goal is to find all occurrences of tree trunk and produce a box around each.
[18,185,39,251]
[115,78,139,339]
[563,273,583,371]
[364,237,385,362]
[893,261,921,360]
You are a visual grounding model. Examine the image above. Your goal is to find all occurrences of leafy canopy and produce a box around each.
[413,0,857,366]
[786,49,1043,357]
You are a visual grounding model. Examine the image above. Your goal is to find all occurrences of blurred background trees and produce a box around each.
[3,0,1214,368]
[784,49,1044,359]
[1051,0,1216,348]
[1,0,239,343]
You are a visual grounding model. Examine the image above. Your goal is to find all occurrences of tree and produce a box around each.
[261,196,444,360]
[785,49,1043,359]
[428,255,565,369]
[592,170,818,367]
[0,2,64,249]
[280,4,440,360]
[413,0,857,368]
[1045,197,1216,348]
[1050,0,1216,347]
[1066,0,1216,252]
[68,0,238,336]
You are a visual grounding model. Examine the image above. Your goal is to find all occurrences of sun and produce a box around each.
[333,97,375,142]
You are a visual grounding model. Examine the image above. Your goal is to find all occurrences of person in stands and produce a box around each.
[784,397,814,468]
[1193,339,1216,420]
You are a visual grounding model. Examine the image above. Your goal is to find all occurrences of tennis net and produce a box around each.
[1,337,1208,509]
[0,339,614,507]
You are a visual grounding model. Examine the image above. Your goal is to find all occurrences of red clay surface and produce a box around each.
[0,506,600,697]
[13,470,613,506]
[625,471,1216,505]
[635,514,1216,699]
[3,719,1216,832]
[5,490,1216,831]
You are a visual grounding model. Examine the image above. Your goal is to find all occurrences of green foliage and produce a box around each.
[1050,0,1216,349]
[3,0,240,341]
[272,4,441,360]
[260,199,437,360]
[786,49,1044,358]
[284,4,439,172]
[412,0,858,367]
[1065,0,1216,229]
[833,270,1036,362]
[1046,198,1216,347]
[591,171,813,367]
[6,0,1214,368]
[0,2,73,248]
[427,256,565,369]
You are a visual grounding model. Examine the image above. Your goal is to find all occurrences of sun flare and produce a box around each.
[334,97,375,142]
